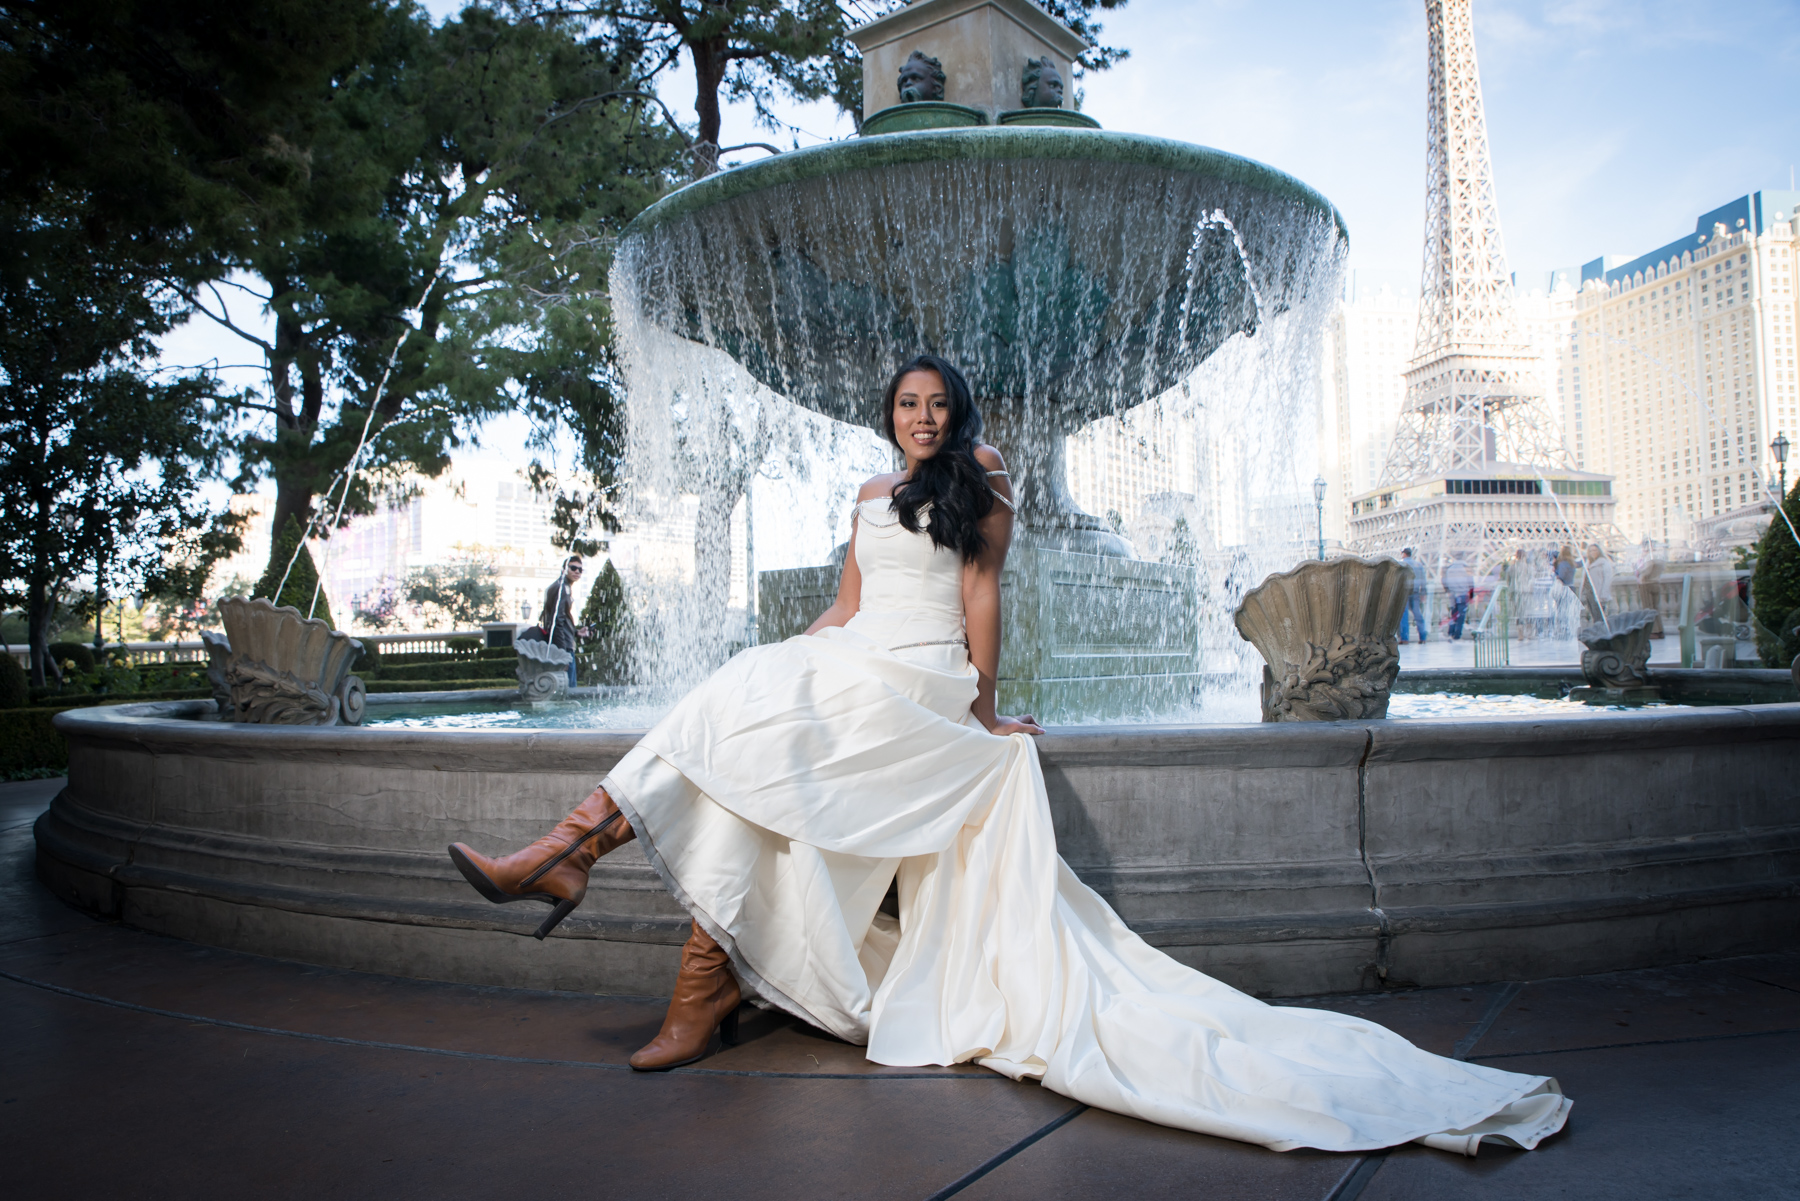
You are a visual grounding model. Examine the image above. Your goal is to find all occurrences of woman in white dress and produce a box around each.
[449,355,1571,1155]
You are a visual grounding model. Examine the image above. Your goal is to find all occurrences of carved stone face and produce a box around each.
[1021,57,1064,108]
[897,50,945,103]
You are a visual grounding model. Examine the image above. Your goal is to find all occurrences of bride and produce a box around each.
[449,355,1570,1155]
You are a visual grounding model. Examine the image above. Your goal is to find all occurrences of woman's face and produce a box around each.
[892,369,951,466]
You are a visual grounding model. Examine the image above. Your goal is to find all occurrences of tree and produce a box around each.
[0,202,236,685]
[1751,482,1800,668]
[404,557,503,628]
[180,6,683,585]
[578,557,633,682]
[522,0,1132,171]
[256,516,336,630]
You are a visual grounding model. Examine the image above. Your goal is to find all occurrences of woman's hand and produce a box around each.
[986,713,1044,737]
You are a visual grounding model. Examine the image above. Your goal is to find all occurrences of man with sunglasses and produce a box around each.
[537,554,593,687]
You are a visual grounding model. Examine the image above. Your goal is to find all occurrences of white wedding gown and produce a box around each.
[603,496,1570,1155]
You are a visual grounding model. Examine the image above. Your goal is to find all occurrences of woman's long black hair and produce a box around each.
[880,354,994,562]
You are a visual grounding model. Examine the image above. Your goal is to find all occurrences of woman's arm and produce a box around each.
[804,475,892,636]
[964,446,1043,736]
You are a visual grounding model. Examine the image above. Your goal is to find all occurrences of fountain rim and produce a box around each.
[621,126,1349,245]
[53,694,1800,764]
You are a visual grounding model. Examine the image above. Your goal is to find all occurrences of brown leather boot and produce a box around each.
[629,922,742,1071]
[448,786,637,939]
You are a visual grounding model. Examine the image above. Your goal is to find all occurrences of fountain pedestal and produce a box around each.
[759,544,1200,722]
[1572,608,1661,704]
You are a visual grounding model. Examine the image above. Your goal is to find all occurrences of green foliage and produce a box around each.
[206,6,684,579]
[404,559,503,628]
[255,517,336,630]
[1751,482,1800,668]
[360,659,518,684]
[0,198,240,685]
[446,636,482,656]
[579,559,633,684]
[0,653,26,708]
[376,647,516,667]
[0,706,71,773]
[47,643,95,674]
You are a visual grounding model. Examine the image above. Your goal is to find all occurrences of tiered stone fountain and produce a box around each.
[612,0,1345,721]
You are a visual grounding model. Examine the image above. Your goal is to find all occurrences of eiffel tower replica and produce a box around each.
[1349,0,1615,578]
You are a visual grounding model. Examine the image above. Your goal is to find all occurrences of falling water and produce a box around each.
[610,130,1346,721]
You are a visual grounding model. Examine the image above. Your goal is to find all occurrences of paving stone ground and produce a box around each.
[3,777,1795,1200]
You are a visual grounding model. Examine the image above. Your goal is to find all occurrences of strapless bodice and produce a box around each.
[843,497,966,651]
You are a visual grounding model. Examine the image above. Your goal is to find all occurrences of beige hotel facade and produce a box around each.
[1555,190,1799,548]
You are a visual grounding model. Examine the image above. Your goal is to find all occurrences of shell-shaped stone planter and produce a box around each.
[217,597,365,726]
[1233,558,1410,722]
[1578,608,1658,689]
[516,638,573,702]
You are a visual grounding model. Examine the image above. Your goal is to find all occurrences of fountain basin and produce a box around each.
[36,691,1800,999]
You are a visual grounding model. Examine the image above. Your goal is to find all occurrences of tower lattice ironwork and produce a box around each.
[1351,0,1615,580]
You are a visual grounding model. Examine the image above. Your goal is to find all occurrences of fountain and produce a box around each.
[611,0,1344,720]
[31,0,1800,1004]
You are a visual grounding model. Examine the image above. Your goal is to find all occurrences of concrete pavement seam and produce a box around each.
[1470,1026,1800,1060]
[1323,1151,1389,1201]
[920,1103,1089,1200]
[0,968,1011,1082]
[1452,980,1524,1060]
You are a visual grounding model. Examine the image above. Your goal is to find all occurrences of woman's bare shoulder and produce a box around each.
[855,471,906,502]
[973,444,1007,472]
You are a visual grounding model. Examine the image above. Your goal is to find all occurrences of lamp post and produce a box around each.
[1773,432,1790,498]
[1312,476,1327,561]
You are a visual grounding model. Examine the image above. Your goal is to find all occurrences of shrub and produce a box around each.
[0,707,73,773]
[446,635,481,656]
[0,654,27,708]
[256,516,335,630]
[48,641,96,674]
[1752,481,1800,667]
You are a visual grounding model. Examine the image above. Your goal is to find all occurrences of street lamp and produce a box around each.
[1773,432,1791,498]
[1312,476,1328,561]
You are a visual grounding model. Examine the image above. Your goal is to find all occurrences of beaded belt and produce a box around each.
[888,638,967,651]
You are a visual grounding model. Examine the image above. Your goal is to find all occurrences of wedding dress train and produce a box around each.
[602,497,1569,1154]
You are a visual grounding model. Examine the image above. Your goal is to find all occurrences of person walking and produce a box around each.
[1554,545,1577,590]
[1442,556,1474,640]
[1582,543,1616,623]
[1398,548,1427,643]
[1504,549,1533,641]
[538,554,593,687]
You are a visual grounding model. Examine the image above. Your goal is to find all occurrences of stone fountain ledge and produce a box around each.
[35,695,1800,999]
[621,126,1348,241]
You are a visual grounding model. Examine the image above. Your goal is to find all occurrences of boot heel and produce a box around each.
[533,896,580,940]
[719,1004,740,1046]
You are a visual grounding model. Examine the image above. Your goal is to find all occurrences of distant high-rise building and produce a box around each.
[1349,0,1616,573]
[1326,272,1418,540]
[1548,192,1800,549]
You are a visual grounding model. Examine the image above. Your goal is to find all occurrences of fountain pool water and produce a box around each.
[359,689,1702,732]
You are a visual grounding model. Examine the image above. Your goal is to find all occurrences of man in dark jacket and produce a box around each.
[538,555,592,686]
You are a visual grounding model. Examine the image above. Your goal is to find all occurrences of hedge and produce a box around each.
[376,647,518,667]
[361,659,518,683]
[1,706,75,774]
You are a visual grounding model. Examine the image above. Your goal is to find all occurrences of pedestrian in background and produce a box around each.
[538,554,593,687]
[1582,543,1616,623]
[1442,556,1474,640]
[1398,548,1427,643]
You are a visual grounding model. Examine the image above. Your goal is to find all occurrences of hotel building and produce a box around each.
[1554,191,1799,547]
